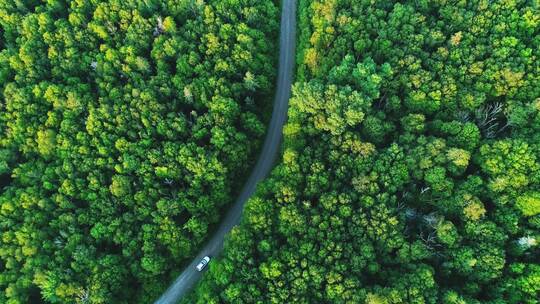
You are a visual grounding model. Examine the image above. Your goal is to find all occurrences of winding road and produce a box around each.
[154,0,297,303]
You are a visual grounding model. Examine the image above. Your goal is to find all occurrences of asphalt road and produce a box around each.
[154,1,297,303]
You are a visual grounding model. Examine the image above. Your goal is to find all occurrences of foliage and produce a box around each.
[185,0,540,303]
[0,0,278,303]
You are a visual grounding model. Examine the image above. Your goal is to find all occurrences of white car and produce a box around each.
[196,256,211,272]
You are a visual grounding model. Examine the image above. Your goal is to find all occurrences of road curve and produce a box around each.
[154,1,297,303]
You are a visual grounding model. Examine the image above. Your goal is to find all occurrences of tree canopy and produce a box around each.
[0,0,278,303]
[184,0,540,303]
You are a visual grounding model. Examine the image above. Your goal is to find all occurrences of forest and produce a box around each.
[184,0,540,303]
[0,0,278,303]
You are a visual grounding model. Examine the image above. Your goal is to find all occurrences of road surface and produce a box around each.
[154,0,297,303]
